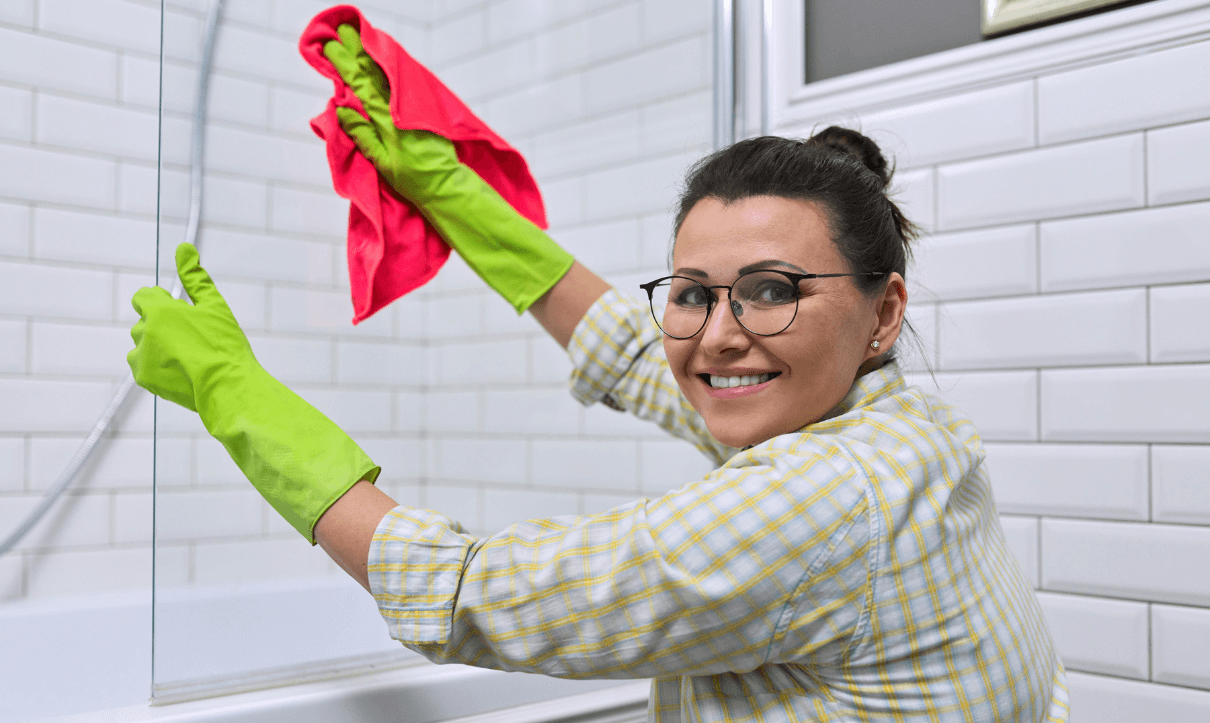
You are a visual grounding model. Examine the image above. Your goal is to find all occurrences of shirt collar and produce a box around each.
[807,360,906,428]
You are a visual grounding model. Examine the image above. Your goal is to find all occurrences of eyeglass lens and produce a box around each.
[648,271,800,339]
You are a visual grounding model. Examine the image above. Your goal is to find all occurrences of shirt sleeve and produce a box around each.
[567,288,738,466]
[368,446,872,680]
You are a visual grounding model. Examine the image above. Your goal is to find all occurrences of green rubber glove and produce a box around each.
[322,25,573,313]
[128,243,380,543]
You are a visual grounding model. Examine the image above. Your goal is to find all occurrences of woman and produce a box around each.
[127,27,1068,722]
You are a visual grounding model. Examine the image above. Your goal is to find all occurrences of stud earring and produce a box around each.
[870,340,880,350]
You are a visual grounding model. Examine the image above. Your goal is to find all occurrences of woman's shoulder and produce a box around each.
[891,379,984,445]
[725,381,985,504]
[694,365,988,517]
[828,364,986,460]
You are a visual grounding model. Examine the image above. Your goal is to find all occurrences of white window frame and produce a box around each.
[762,0,1210,135]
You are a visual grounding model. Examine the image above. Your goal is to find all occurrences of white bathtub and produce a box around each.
[2,577,646,722]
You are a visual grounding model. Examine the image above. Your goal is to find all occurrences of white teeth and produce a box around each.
[709,373,773,388]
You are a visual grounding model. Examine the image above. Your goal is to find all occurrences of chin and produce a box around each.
[703,416,784,450]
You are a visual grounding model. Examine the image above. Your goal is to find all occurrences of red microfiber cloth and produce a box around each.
[299,5,548,324]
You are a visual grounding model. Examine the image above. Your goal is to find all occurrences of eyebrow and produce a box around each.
[738,259,809,275]
[674,259,810,280]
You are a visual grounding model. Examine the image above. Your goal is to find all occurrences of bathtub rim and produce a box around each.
[39,661,649,723]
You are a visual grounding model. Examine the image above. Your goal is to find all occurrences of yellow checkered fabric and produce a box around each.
[369,289,1069,722]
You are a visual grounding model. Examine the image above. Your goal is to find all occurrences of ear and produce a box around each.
[863,272,907,364]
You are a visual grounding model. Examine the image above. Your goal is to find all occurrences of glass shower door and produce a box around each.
[0,0,165,719]
[148,0,425,703]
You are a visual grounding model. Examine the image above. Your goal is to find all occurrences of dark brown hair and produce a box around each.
[673,127,918,297]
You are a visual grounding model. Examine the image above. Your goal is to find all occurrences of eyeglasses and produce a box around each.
[639,269,886,339]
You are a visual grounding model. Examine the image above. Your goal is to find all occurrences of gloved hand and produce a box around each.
[322,24,573,313]
[128,243,380,543]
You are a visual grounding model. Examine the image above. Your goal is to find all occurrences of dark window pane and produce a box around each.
[805,0,982,82]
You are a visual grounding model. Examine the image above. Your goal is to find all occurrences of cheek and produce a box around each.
[782,306,868,376]
[663,336,692,367]
[662,338,692,382]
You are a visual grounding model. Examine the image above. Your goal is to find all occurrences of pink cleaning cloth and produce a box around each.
[300,5,548,324]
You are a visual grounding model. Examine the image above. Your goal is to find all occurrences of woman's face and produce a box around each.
[664,195,905,448]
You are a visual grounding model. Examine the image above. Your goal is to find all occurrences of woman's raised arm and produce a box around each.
[527,261,612,349]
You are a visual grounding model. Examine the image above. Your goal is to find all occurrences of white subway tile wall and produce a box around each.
[0,0,428,611]
[1036,40,1210,145]
[1040,201,1210,292]
[1152,445,1210,526]
[1068,671,1210,722]
[1036,592,1150,680]
[863,81,1037,169]
[936,134,1146,230]
[1151,604,1210,690]
[1042,518,1210,607]
[412,0,716,553]
[1147,118,1210,206]
[910,223,1038,302]
[1150,282,1210,363]
[2,0,1208,715]
[800,29,1210,710]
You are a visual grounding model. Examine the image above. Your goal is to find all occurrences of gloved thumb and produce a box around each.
[175,243,223,307]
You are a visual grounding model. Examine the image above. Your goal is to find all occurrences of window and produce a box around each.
[803,0,1156,83]
[804,0,982,83]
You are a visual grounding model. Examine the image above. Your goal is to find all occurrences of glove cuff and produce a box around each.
[420,165,575,313]
[200,368,381,543]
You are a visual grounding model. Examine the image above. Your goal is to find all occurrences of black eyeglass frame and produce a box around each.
[639,269,887,339]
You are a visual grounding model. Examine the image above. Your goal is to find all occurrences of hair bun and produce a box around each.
[807,126,890,188]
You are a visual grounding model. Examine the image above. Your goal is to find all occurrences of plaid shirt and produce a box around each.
[369,290,1069,722]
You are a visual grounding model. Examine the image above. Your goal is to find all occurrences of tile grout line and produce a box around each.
[1035,514,1042,592]
[22,431,31,494]
[1034,221,1041,295]
[1147,444,1153,524]
[1035,368,1042,446]
[1142,129,1149,207]
[1145,285,1152,365]
[24,317,33,377]
[1147,601,1153,681]
[1031,76,1040,148]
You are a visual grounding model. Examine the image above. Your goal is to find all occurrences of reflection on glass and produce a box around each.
[0,0,171,717]
[149,0,423,702]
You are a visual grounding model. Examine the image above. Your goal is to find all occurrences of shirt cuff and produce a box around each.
[368,506,477,645]
[567,288,662,408]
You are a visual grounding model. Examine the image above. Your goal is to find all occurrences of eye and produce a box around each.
[672,284,710,308]
[745,279,798,307]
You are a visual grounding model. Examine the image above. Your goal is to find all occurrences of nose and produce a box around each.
[699,295,751,356]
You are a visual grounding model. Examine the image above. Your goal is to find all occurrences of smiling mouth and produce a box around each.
[699,372,780,389]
